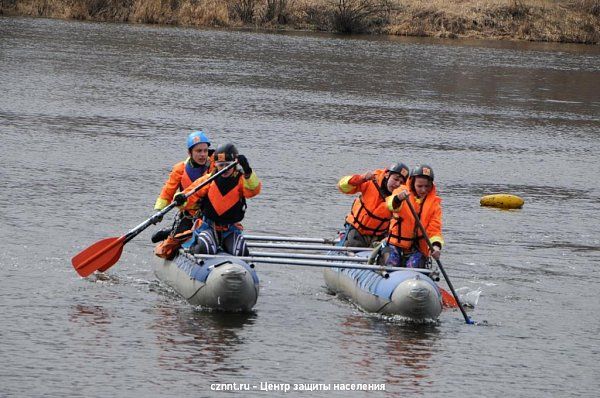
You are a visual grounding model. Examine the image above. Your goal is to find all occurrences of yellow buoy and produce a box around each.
[480,194,524,209]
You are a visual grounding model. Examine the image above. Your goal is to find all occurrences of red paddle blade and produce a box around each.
[97,248,124,273]
[441,288,459,308]
[71,236,125,277]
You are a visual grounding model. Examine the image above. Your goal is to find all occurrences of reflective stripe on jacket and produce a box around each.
[386,179,444,256]
[338,169,392,237]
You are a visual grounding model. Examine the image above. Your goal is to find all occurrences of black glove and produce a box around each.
[173,192,187,206]
[237,154,252,175]
[392,189,409,208]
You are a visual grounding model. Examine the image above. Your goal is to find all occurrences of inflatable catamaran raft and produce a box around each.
[162,234,457,319]
[153,234,470,322]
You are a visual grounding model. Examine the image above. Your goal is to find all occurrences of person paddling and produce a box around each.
[173,143,261,256]
[337,163,410,247]
[380,164,443,268]
[152,130,214,242]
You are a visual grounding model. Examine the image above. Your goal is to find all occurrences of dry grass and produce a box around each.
[2,0,599,43]
[385,0,600,43]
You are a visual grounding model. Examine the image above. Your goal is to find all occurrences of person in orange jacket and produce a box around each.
[337,162,410,247]
[152,130,214,242]
[173,143,261,256]
[382,164,444,268]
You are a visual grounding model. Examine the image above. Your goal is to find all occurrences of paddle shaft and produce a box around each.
[404,196,473,324]
[122,161,239,244]
[193,254,432,274]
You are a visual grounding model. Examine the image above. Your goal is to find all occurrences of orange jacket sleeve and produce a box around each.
[425,198,444,249]
[157,161,185,201]
[338,173,373,195]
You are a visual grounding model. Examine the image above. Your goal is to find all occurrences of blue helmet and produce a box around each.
[187,130,211,150]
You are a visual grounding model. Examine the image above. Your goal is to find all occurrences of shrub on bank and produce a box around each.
[1,0,599,44]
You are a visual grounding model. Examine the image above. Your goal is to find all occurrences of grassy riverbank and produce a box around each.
[2,0,599,44]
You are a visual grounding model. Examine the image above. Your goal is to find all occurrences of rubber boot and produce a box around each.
[151,227,172,243]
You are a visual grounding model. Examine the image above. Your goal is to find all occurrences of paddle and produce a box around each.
[403,195,474,324]
[440,288,458,308]
[71,161,239,277]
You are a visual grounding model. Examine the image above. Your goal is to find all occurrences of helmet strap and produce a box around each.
[381,176,392,196]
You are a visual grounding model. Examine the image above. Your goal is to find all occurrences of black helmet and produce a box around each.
[388,162,410,181]
[411,164,434,181]
[214,143,238,163]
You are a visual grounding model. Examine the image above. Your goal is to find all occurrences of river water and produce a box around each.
[1,16,599,397]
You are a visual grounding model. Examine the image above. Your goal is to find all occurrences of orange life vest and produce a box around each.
[184,171,261,225]
[342,169,393,237]
[386,180,443,256]
[158,158,213,202]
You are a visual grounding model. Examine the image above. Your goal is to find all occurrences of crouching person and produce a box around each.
[173,143,261,256]
[337,162,409,247]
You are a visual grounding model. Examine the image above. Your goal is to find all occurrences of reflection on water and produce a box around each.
[69,304,112,326]
[67,304,115,361]
[152,306,256,374]
[338,315,439,392]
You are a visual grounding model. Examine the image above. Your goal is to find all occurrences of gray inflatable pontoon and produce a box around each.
[324,266,443,320]
[155,250,259,311]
